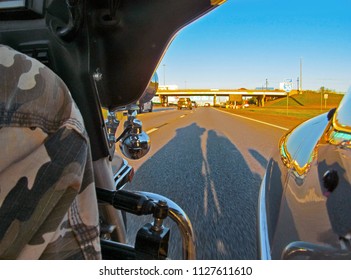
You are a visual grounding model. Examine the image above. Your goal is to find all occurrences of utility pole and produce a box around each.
[297,77,299,93]
[299,58,302,93]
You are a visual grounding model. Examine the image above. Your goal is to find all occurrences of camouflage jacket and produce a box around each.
[0,45,101,259]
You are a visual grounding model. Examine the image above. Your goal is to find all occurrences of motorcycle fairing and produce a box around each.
[0,0,224,160]
[85,0,220,111]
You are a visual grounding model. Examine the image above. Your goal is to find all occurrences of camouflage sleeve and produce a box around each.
[0,45,101,259]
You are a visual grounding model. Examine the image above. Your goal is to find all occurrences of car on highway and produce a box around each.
[204,102,211,107]
[257,92,351,260]
[138,100,153,113]
[177,98,192,110]
[191,101,198,108]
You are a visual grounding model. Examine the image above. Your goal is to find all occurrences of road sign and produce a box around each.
[283,79,293,93]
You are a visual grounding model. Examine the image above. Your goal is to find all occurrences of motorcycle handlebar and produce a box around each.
[134,191,196,260]
[96,188,154,216]
[96,188,196,260]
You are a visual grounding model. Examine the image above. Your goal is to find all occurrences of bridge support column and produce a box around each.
[258,95,265,107]
[160,95,168,105]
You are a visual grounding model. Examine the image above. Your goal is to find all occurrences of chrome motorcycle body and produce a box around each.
[0,0,226,260]
[258,93,351,260]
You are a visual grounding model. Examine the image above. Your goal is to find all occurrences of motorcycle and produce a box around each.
[0,0,226,260]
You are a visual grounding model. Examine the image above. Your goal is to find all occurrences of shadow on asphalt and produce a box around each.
[125,122,262,260]
[249,149,268,169]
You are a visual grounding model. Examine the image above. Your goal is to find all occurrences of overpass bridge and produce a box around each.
[156,88,287,106]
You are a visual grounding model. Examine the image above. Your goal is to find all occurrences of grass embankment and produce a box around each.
[223,92,344,128]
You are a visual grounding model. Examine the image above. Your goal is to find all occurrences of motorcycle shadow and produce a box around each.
[125,123,262,260]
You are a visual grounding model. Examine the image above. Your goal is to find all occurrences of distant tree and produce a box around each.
[248,97,257,105]
[319,86,336,94]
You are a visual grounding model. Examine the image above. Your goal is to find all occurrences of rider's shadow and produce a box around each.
[126,123,261,260]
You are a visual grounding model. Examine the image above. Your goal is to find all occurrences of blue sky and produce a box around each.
[156,0,351,93]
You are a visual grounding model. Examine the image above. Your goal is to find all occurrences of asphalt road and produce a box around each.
[116,106,289,260]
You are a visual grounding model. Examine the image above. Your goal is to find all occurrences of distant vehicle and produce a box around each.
[191,101,198,108]
[258,93,351,260]
[177,98,192,110]
[204,102,211,107]
[138,101,153,113]
[242,103,249,108]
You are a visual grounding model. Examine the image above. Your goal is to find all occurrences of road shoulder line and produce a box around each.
[214,108,289,131]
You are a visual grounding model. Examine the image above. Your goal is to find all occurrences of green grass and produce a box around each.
[243,107,329,119]
[258,92,343,119]
[266,91,343,108]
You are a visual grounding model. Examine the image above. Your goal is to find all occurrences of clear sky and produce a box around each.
[156,0,351,93]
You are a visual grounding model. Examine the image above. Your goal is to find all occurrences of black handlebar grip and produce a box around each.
[96,188,154,215]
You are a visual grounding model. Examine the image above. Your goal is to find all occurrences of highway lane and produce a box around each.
[118,106,288,259]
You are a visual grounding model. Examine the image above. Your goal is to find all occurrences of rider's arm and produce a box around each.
[0,45,101,259]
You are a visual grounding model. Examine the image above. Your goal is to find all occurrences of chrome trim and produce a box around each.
[333,90,351,133]
[135,191,196,260]
[113,158,133,190]
[211,0,227,5]
[119,110,151,160]
[138,72,159,104]
[282,241,351,260]
[258,173,272,260]
[105,110,119,148]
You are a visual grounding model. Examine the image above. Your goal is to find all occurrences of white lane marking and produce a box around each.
[146,128,158,134]
[180,115,186,118]
[201,130,222,216]
[215,108,289,131]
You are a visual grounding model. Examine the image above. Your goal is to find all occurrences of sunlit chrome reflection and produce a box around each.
[135,191,196,260]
